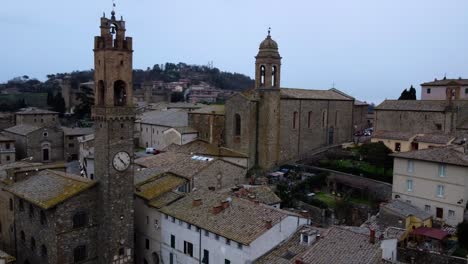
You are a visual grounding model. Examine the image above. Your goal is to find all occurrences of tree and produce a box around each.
[358,142,393,172]
[398,85,416,100]
[170,92,184,102]
[52,92,66,115]
[74,84,94,118]
[457,221,468,249]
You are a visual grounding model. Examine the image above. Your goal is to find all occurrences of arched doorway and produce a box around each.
[42,142,51,162]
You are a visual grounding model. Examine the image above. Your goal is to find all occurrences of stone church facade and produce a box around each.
[225,33,354,170]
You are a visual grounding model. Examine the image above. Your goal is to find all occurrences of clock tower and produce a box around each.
[92,9,135,264]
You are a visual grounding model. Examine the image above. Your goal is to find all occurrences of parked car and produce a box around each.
[145,148,161,155]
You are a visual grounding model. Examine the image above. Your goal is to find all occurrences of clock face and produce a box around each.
[113,151,131,172]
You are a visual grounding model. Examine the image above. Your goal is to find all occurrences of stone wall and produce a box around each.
[375,110,450,134]
[188,112,225,145]
[27,126,64,162]
[397,247,467,264]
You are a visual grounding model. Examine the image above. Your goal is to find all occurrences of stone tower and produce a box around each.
[92,9,135,264]
[256,31,282,169]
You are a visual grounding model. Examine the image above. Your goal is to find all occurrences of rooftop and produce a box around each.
[171,126,198,135]
[381,199,432,221]
[164,139,248,158]
[61,126,94,136]
[421,78,468,86]
[139,109,188,127]
[5,170,96,209]
[4,124,41,135]
[373,130,415,141]
[0,132,14,142]
[16,107,58,115]
[192,159,248,190]
[189,104,225,115]
[135,172,187,201]
[375,100,449,112]
[413,133,455,145]
[228,185,281,206]
[160,191,292,245]
[134,167,165,185]
[0,250,15,263]
[280,88,352,101]
[148,191,184,209]
[391,146,468,167]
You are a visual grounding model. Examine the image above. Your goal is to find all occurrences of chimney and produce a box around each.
[221,200,230,209]
[265,219,272,229]
[192,198,202,207]
[212,205,223,215]
[295,259,304,264]
[369,229,376,244]
[254,200,260,205]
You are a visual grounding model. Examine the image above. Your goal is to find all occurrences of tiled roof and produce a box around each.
[413,133,455,144]
[354,100,369,106]
[255,226,324,264]
[373,130,415,141]
[230,186,281,205]
[391,146,468,167]
[135,152,213,179]
[16,107,58,115]
[135,172,187,201]
[5,170,96,209]
[172,126,198,134]
[139,109,188,127]
[381,199,432,220]
[0,132,14,142]
[164,139,248,158]
[189,105,225,115]
[0,161,43,184]
[297,226,381,264]
[375,100,449,111]
[421,78,468,86]
[0,250,15,263]
[4,124,41,135]
[134,167,165,185]
[160,191,291,245]
[193,159,248,190]
[280,88,352,101]
[61,126,94,136]
[148,191,184,209]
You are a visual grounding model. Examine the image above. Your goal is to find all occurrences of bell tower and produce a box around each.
[92,8,135,264]
[255,28,282,89]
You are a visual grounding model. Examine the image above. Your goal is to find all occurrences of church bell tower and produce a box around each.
[255,28,282,89]
[92,9,135,264]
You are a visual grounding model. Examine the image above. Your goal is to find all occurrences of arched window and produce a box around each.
[110,23,118,48]
[234,114,241,136]
[20,231,25,242]
[293,111,299,129]
[308,111,313,129]
[114,80,127,106]
[97,80,105,106]
[74,245,87,262]
[31,237,36,251]
[41,245,48,258]
[260,65,266,86]
[73,212,88,228]
[272,65,277,87]
[322,110,327,128]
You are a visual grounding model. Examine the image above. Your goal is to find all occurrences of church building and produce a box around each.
[225,32,355,170]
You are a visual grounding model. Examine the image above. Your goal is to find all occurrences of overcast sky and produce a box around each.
[2,0,468,104]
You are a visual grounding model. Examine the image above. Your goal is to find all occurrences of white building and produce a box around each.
[135,190,308,264]
[77,134,95,179]
[391,146,468,226]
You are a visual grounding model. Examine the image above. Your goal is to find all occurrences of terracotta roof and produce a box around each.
[193,159,248,190]
[0,161,43,184]
[230,186,281,205]
[135,152,214,179]
[354,100,369,106]
[148,191,184,209]
[139,109,188,127]
[189,105,225,115]
[172,126,198,134]
[373,130,415,141]
[375,100,449,111]
[164,139,248,158]
[5,170,96,209]
[160,191,291,245]
[61,126,94,136]
[255,225,325,264]
[16,107,58,115]
[297,226,381,264]
[135,172,187,201]
[411,227,448,240]
[413,134,455,145]
[134,167,165,184]
[280,88,352,101]
[4,124,41,135]
[391,146,468,167]
[421,78,468,86]
[381,200,432,221]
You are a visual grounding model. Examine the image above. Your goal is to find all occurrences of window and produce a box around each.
[394,142,401,152]
[435,123,442,130]
[425,205,431,212]
[68,143,75,148]
[145,239,150,250]
[406,179,413,192]
[183,241,193,257]
[308,111,313,128]
[272,65,278,87]
[20,231,25,243]
[234,114,241,136]
[427,88,431,94]
[19,199,24,211]
[204,230,209,237]
[6,156,10,161]
[5,143,10,149]
[165,214,168,219]
[438,164,446,177]
[465,88,468,94]
[9,199,13,211]
[170,235,175,248]
[29,204,35,218]
[154,219,159,229]
[43,132,48,137]
[73,212,88,228]
[40,211,47,225]
[202,249,209,264]
[237,243,243,250]
[293,111,298,129]
[31,237,36,251]
[407,160,414,173]
[146,216,149,224]
[437,185,445,197]
[335,110,339,126]
[74,245,87,263]
[171,217,175,223]
[225,259,231,264]
[119,248,124,256]
[215,234,219,241]
[187,223,191,230]
[449,210,455,218]
[170,253,174,264]
[321,110,327,128]
[179,220,183,226]
[41,245,48,257]
[226,239,231,245]
[260,65,266,86]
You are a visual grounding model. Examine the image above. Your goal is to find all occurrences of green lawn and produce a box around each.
[314,192,370,208]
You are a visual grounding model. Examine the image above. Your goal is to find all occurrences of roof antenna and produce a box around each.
[268,27,271,37]
[111,0,116,19]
